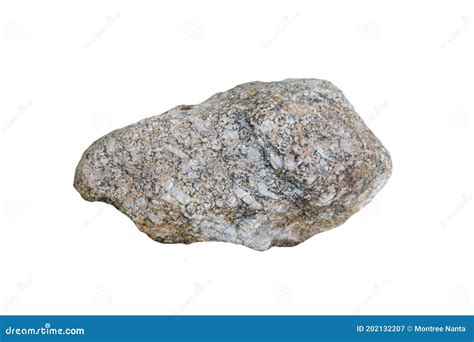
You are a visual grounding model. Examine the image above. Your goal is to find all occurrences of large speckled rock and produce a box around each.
[74,79,392,251]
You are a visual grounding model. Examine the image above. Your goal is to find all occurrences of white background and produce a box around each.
[1,0,473,315]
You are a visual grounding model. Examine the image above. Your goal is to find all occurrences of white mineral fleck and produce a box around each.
[269,152,283,169]
[170,186,191,205]
[259,120,276,134]
[165,144,187,159]
[257,182,279,200]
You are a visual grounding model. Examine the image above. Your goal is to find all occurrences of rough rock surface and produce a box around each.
[74,79,392,251]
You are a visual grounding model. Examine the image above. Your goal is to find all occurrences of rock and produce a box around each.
[74,79,392,251]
